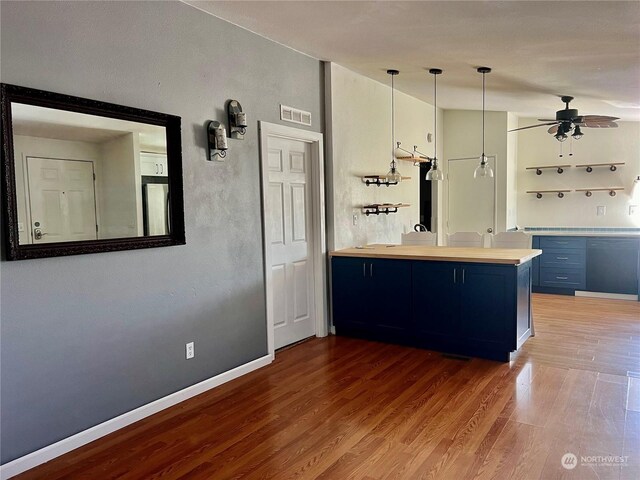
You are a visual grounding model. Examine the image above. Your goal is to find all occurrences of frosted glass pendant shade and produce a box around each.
[425,158,444,181]
[473,154,494,178]
[387,162,402,183]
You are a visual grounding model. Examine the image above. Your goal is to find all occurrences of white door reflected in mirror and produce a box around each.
[12,103,169,245]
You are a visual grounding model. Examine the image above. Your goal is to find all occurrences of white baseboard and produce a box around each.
[575,290,639,301]
[0,354,272,480]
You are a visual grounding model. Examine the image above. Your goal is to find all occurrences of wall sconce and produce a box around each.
[207,120,228,160]
[227,100,247,139]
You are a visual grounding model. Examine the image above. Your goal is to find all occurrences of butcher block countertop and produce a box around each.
[330,244,542,265]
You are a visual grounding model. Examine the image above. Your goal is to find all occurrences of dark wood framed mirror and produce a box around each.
[1,83,185,260]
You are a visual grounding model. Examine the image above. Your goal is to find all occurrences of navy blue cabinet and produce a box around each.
[333,256,532,362]
[587,238,640,295]
[532,235,640,298]
[533,235,586,293]
[332,257,412,341]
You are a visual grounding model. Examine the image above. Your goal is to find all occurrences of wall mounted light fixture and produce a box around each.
[227,100,247,139]
[207,120,228,160]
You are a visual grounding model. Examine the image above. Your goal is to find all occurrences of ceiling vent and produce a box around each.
[280,105,312,126]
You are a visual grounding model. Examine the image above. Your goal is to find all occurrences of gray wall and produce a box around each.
[0,1,323,464]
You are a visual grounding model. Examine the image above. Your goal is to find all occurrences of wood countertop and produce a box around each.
[330,244,542,265]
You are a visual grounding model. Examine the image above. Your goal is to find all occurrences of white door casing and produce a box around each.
[26,157,97,243]
[259,122,327,356]
[447,156,497,235]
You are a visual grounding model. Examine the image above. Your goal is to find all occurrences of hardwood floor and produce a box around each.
[14,294,640,480]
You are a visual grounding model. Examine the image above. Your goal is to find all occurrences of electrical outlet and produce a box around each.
[596,206,606,216]
[630,205,639,216]
[352,214,358,226]
[186,342,194,359]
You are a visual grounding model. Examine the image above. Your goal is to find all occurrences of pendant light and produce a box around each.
[425,68,444,181]
[474,67,494,179]
[386,69,402,184]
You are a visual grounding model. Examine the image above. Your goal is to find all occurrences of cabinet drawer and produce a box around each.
[540,268,586,289]
[587,238,640,249]
[539,236,586,250]
[540,249,586,269]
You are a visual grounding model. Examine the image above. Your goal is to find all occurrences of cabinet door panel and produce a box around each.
[412,261,459,338]
[587,239,639,294]
[459,265,511,345]
[369,259,412,332]
[331,257,369,328]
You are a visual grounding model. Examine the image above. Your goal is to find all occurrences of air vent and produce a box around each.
[280,105,312,126]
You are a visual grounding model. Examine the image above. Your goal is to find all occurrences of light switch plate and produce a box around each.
[352,214,358,226]
[596,206,606,216]
[17,222,24,232]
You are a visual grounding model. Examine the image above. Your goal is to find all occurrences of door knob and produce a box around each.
[34,228,44,240]
[487,228,493,233]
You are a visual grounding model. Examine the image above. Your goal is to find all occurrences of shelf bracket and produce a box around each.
[363,176,398,187]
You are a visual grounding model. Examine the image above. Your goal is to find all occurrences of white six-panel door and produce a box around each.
[266,136,316,349]
[26,157,97,243]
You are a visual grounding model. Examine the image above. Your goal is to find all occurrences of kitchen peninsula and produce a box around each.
[330,244,542,362]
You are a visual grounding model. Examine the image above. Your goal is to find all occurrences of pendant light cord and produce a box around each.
[391,73,396,169]
[482,71,485,158]
[433,73,437,161]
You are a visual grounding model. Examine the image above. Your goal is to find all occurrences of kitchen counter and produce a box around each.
[331,245,537,362]
[330,244,541,265]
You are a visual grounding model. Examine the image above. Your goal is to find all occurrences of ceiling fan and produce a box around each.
[509,96,619,141]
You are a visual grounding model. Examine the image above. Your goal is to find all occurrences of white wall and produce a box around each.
[442,110,511,233]
[13,135,102,244]
[325,63,443,249]
[516,119,640,227]
[1,0,323,465]
[99,133,140,238]
[506,113,518,228]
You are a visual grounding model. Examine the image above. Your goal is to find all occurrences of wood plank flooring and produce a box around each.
[13,294,640,479]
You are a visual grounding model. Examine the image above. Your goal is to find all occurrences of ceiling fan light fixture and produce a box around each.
[555,130,568,142]
[474,67,494,179]
[572,125,583,140]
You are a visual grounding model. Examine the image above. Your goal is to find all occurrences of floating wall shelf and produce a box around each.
[362,203,410,216]
[575,187,624,197]
[361,175,411,187]
[526,190,571,199]
[575,162,625,173]
[396,156,431,164]
[526,165,571,175]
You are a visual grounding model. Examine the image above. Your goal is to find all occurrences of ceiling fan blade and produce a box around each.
[574,115,620,122]
[547,125,559,134]
[508,122,559,132]
[583,122,618,128]
[537,118,558,122]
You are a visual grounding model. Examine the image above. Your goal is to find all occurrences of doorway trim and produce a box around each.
[258,121,327,358]
[446,155,498,235]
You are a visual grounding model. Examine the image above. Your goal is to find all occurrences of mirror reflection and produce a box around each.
[12,103,169,245]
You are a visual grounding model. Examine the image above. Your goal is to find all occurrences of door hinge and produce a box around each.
[93,173,96,181]
[95,225,99,233]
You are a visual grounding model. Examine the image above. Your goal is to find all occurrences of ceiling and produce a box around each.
[186,0,640,121]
